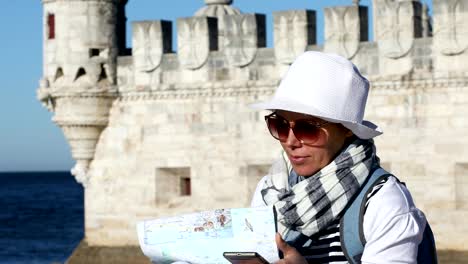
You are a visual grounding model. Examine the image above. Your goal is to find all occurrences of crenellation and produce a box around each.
[221,13,266,67]
[433,0,468,72]
[132,20,172,73]
[324,5,368,59]
[108,1,468,87]
[373,0,425,75]
[177,16,218,70]
[273,10,316,64]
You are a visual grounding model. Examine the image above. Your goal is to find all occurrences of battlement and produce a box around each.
[118,0,468,93]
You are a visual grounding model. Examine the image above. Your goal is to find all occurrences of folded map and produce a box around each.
[137,206,279,264]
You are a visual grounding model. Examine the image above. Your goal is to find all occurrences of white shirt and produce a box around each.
[251,176,427,263]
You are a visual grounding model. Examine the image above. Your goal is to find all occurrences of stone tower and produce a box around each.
[37,0,128,185]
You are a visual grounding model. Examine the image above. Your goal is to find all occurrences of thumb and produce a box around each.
[275,233,293,254]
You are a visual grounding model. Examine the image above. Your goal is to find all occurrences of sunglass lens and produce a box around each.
[267,116,289,141]
[294,121,320,143]
[266,115,324,144]
[276,119,290,141]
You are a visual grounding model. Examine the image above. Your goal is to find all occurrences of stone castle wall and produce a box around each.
[38,0,468,251]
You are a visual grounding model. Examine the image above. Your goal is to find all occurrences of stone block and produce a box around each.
[220,13,266,67]
[177,16,218,70]
[324,5,368,59]
[433,0,468,72]
[176,67,212,83]
[242,164,270,204]
[373,0,423,75]
[449,116,468,128]
[455,163,468,210]
[132,20,172,73]
[273,10,316,64]
[66,240,152,264]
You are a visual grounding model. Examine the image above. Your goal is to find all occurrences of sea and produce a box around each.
[0,172,84,264]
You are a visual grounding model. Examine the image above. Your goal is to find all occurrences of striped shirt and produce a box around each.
[288,177,390,264]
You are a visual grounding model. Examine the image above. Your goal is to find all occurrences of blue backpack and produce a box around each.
[340,167,438,264]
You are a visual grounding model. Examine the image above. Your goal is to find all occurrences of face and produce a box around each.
[274,110,352,177]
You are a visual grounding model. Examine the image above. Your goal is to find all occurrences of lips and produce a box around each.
[289,155,308,164]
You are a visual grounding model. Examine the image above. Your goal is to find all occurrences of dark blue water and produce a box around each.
[0,172,84,264]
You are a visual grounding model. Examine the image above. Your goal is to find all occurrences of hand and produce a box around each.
[274,233,307,264]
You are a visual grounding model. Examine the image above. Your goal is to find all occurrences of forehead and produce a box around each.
[275,110,323,122]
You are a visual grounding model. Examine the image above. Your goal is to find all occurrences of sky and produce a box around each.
[0,0,432,172]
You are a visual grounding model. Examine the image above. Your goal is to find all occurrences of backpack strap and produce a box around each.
[340,167,392,264]
[417,222,439,264]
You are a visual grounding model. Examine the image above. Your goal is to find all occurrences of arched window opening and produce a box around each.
[74,68,86,81]
[180,177,191,196]
[54,67,64,81]
[47,14,55,39]
[98,64,107,82]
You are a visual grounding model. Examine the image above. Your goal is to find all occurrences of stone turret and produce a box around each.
[194,0,241,17]
[37,0,128,186]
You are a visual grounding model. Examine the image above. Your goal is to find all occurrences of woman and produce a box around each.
[251,52,427,263]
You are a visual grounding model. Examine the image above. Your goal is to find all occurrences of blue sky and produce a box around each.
[0,0,432,172]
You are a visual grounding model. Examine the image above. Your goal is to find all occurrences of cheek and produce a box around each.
[326,134,347,156]
[305,149,332,166]
[279,130,347,175]
[322,127,348,156]
[280,145,331,175]
[296,153,330,176]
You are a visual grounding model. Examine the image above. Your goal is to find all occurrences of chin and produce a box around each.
[293,165,319,177]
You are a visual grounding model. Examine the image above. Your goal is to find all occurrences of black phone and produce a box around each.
[223,252,270,264]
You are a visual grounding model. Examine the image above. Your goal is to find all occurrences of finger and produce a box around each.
[275,233,292,254]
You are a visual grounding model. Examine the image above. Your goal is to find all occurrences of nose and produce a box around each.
[284,127,302,148]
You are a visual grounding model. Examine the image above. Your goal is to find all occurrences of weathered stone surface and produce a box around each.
[221,14,266,67]
[51,94,116,186]
[39,0,121,185]
[374,0,422,59]
[324,5,367,59]
[373,0,423,75]
[132,20,171,72]
[433,0,468,56]
[42,1,119,86]
[66,240,151,264]
[194,0,240,17]
[177,16,217,70]
[274,10,316,64]
[433,0,468,72]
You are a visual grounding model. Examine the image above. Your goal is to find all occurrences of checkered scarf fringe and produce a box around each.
[261,138,378,238]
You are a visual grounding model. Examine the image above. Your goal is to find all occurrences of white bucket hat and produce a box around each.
[251,51,382,139]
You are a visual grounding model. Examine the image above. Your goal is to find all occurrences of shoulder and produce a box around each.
[365,176,426,219]
[366,176,418,218]
[362,176,427,263]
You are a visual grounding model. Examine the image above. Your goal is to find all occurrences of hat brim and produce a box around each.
[251,98,383,139]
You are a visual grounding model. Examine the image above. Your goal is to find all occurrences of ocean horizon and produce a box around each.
[0,171,84,264]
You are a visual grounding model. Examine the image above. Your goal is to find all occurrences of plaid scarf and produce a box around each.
[261,138,378,238]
